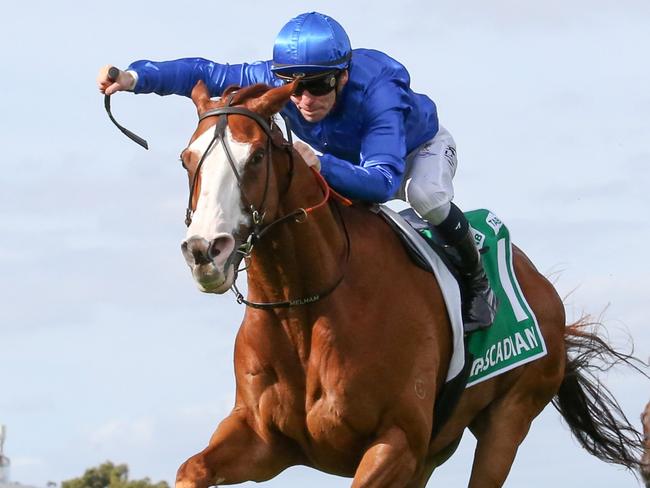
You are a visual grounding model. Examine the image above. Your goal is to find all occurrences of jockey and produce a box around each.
[97,11,498,332]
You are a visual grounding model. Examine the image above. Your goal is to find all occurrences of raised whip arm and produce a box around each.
[104,66,149,150]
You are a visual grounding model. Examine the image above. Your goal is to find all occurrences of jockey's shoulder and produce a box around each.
[348,48,412,88]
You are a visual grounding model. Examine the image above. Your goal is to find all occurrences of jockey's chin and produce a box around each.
[192,262,235,294]
[296,106,331,123]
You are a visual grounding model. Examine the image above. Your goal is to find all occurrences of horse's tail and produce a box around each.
[551,318,646,472]
[641,402,650,486]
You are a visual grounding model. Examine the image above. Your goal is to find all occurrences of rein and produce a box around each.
[190,98,352,310]
[104,67,149,150]
[103,82,351,310]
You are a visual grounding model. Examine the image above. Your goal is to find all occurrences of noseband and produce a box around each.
[187,95,350,310]
[105,86,349,309]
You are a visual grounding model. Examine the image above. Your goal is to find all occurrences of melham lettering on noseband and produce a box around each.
[104,78,647,488]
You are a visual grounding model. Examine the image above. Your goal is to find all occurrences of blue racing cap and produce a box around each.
[271,12,352,78]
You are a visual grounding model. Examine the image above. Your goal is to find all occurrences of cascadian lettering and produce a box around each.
[470,329,541,377]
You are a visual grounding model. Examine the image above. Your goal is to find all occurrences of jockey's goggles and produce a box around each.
[277,71,340,97]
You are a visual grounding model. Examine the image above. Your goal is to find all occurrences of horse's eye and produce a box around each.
[250,151,265,165]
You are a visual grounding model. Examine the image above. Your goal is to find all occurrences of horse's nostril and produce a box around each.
[182,237,212,266]
[208,241,221,258]
[208,236,233,260]
[183,234,234,267]
[193,248,211,266]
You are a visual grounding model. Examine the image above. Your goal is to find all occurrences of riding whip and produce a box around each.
[104,66,149,150]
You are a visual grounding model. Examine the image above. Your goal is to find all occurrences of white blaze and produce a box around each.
[185,125,252,241]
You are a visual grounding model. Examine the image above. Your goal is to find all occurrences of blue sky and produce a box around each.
[1,0,649,486]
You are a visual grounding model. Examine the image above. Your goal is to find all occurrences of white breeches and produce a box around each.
[394,126,458,225]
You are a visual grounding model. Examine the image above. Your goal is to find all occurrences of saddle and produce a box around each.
[374,204,548,437]
[372,204,473,437]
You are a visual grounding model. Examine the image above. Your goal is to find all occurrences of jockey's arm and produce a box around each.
[320,152,404,203]
[320,82,409,203]
[125,58,273,97]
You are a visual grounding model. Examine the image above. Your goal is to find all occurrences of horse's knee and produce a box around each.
[176,453,224,488]
[353,428,421,487]
[175,458,205,488]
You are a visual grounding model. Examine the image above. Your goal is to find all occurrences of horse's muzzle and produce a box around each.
[181,234,236,293]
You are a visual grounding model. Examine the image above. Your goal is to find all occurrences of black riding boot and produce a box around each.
[426,203,499,333]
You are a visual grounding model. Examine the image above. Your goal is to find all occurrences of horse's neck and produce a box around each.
[246,166,345,307]
[243,165,347,362]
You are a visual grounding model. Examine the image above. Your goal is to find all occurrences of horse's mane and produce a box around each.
[223,83,273,106]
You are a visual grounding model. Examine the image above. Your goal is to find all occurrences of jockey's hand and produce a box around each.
[293,141,321,172]
[97,65,136,95]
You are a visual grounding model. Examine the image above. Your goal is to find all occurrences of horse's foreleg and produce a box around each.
[176,411,295,488]
[350,427,420,488]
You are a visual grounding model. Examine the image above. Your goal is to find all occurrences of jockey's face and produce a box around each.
[290,70,349,123]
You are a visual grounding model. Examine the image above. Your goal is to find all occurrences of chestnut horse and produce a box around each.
[172,80,643,487]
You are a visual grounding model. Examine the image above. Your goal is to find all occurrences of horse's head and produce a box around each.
[179,80,296,293]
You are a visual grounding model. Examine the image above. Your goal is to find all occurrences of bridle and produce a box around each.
[184,94,351,310]
[184,96,285,230]
[104,86,351,310]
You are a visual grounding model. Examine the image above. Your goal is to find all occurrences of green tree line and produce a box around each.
[61,461,169,488]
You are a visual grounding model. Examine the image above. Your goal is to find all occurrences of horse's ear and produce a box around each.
[252,81,296,118]
[191,80,211,113]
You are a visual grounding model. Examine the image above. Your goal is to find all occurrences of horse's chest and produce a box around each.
[299,393,371,472]
[305,396,356,440]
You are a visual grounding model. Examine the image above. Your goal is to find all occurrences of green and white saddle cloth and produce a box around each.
[463,210,547,387]
[377,206,547,387]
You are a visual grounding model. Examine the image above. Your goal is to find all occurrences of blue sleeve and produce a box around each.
[127,58,274,98]
[320,153,402,203]
[320,80,409,202]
